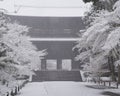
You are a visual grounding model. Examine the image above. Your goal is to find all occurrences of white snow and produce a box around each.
[16,81,120,96]
[0,0,92,17]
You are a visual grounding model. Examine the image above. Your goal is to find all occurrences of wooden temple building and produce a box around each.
[9,15,85,81]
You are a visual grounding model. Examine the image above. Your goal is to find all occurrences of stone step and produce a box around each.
[32,70,82,82]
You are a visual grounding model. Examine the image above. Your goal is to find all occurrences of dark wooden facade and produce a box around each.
[8,15,85,70]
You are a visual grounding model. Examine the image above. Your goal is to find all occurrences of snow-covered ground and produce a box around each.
[16,81,120,96]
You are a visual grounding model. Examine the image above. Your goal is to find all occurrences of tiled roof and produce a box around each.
[8,15,85,38]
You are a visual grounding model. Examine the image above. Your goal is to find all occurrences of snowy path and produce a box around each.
[17,81,119,96]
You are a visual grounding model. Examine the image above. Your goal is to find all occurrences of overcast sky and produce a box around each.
[0,0,92,17]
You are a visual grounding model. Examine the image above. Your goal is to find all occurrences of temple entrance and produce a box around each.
[46,60,57,70]
[43,59,72,70]
[62,59,72,70]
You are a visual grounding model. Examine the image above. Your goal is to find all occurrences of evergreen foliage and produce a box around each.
[75,0,120,81]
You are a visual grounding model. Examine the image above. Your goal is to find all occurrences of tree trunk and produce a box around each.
[108,56,116,81]
[117,64,120,84]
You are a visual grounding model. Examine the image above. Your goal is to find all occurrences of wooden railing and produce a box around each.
[86,77,118,88]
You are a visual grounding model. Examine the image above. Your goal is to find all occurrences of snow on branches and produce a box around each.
[75,0,120,75]
[0,13,46,83]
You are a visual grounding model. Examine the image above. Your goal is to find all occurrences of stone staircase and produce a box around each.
[32,70,82,82]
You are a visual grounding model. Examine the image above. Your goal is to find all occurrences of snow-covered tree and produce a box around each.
[75,0,120,80]
[0,12,46,83]
[83,0,117,11]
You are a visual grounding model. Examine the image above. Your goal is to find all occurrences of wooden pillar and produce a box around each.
[71,59,77,70]
[71,60,74,70]
[41,59,46,70]
[57,59,62,70]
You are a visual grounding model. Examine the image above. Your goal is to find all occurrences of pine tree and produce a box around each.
[75,0,120,80]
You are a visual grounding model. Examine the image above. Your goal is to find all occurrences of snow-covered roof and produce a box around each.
[0,0,92,17]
